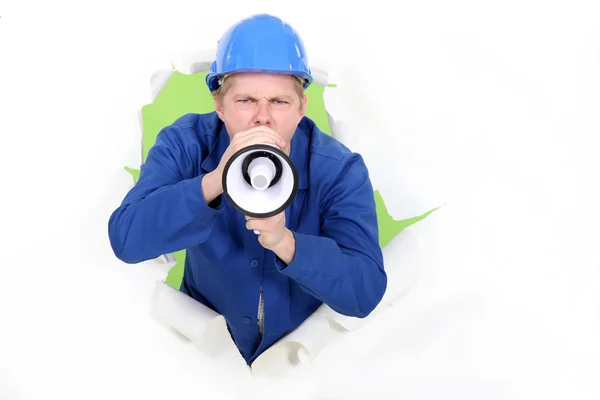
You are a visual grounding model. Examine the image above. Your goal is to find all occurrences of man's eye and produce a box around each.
[237,99,252,103]
[273,100,288,105]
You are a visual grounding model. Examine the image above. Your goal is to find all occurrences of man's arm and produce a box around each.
[108,124,223,264]
[272,152,387,319]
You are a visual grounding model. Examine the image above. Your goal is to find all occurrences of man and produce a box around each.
[108,13,387,365]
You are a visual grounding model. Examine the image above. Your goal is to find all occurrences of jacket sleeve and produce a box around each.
[108,124,223,264]
[275,152,387,318]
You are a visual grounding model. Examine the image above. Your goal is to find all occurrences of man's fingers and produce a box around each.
[246,216,279,230]
[246,219,266,231]
[234,126,280,141]
[238,134,284,147]
[237,125,279,137]
[233,136,285,153]
[232,128,286,148]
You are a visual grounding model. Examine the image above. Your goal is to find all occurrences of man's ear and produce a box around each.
[214,97,224,120]
[299,94,308,117]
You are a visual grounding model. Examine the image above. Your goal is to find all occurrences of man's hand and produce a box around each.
[219,125,287,176]
[202,126,287,200]
[245,212,287,249]
[245,212,296,265]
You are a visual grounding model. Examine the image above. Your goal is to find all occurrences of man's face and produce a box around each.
[214,73,308,153]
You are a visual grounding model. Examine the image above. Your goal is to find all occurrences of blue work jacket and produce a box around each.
[108,112,387,364]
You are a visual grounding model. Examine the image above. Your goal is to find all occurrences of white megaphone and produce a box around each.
[222,144,299,234]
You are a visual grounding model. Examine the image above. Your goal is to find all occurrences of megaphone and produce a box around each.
[222,144,299,233]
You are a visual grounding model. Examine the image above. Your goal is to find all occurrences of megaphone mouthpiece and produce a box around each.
[248,157,276,190]
[241,151,283,189]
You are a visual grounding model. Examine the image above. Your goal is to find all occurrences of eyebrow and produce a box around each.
[234,94,293,101]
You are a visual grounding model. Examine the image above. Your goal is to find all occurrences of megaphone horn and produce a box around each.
[222,143,299,224]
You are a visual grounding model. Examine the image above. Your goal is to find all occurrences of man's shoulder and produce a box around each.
[160,112,222,145]
[298,117,371,196]
[172,111,219,130]
[301,117,352,162]
[301,117,364,173]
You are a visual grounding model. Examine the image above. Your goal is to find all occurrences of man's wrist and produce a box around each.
[201,170,223,205]
[273,229,296,266]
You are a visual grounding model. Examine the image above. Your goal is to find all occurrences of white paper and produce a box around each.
[151,281,231,357]
[249,316,341,377]
[149,69,174,102]
[170,48,216,75]
[157,253,176,265]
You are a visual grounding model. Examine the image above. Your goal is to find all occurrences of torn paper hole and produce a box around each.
[143,55,429,374]
[150,69,174,103]
[171,48,217,75]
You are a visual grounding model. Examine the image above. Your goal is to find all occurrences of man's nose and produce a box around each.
[253,100,272,126]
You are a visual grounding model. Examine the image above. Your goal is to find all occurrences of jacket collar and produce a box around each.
[201,115,310,190]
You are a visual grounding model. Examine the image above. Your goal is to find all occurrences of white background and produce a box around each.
[1,0,600,399]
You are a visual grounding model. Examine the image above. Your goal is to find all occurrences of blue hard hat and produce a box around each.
[205,14,313,92]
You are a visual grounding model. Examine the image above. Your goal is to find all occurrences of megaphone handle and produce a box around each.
[254,230,260,235]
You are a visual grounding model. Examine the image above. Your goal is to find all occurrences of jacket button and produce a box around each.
[242,317,251,324]
[250,259,259,267]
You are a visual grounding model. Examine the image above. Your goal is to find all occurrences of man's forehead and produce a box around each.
[228,74,298,95]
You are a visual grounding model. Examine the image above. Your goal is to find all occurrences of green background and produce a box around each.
[125,70,437,288]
